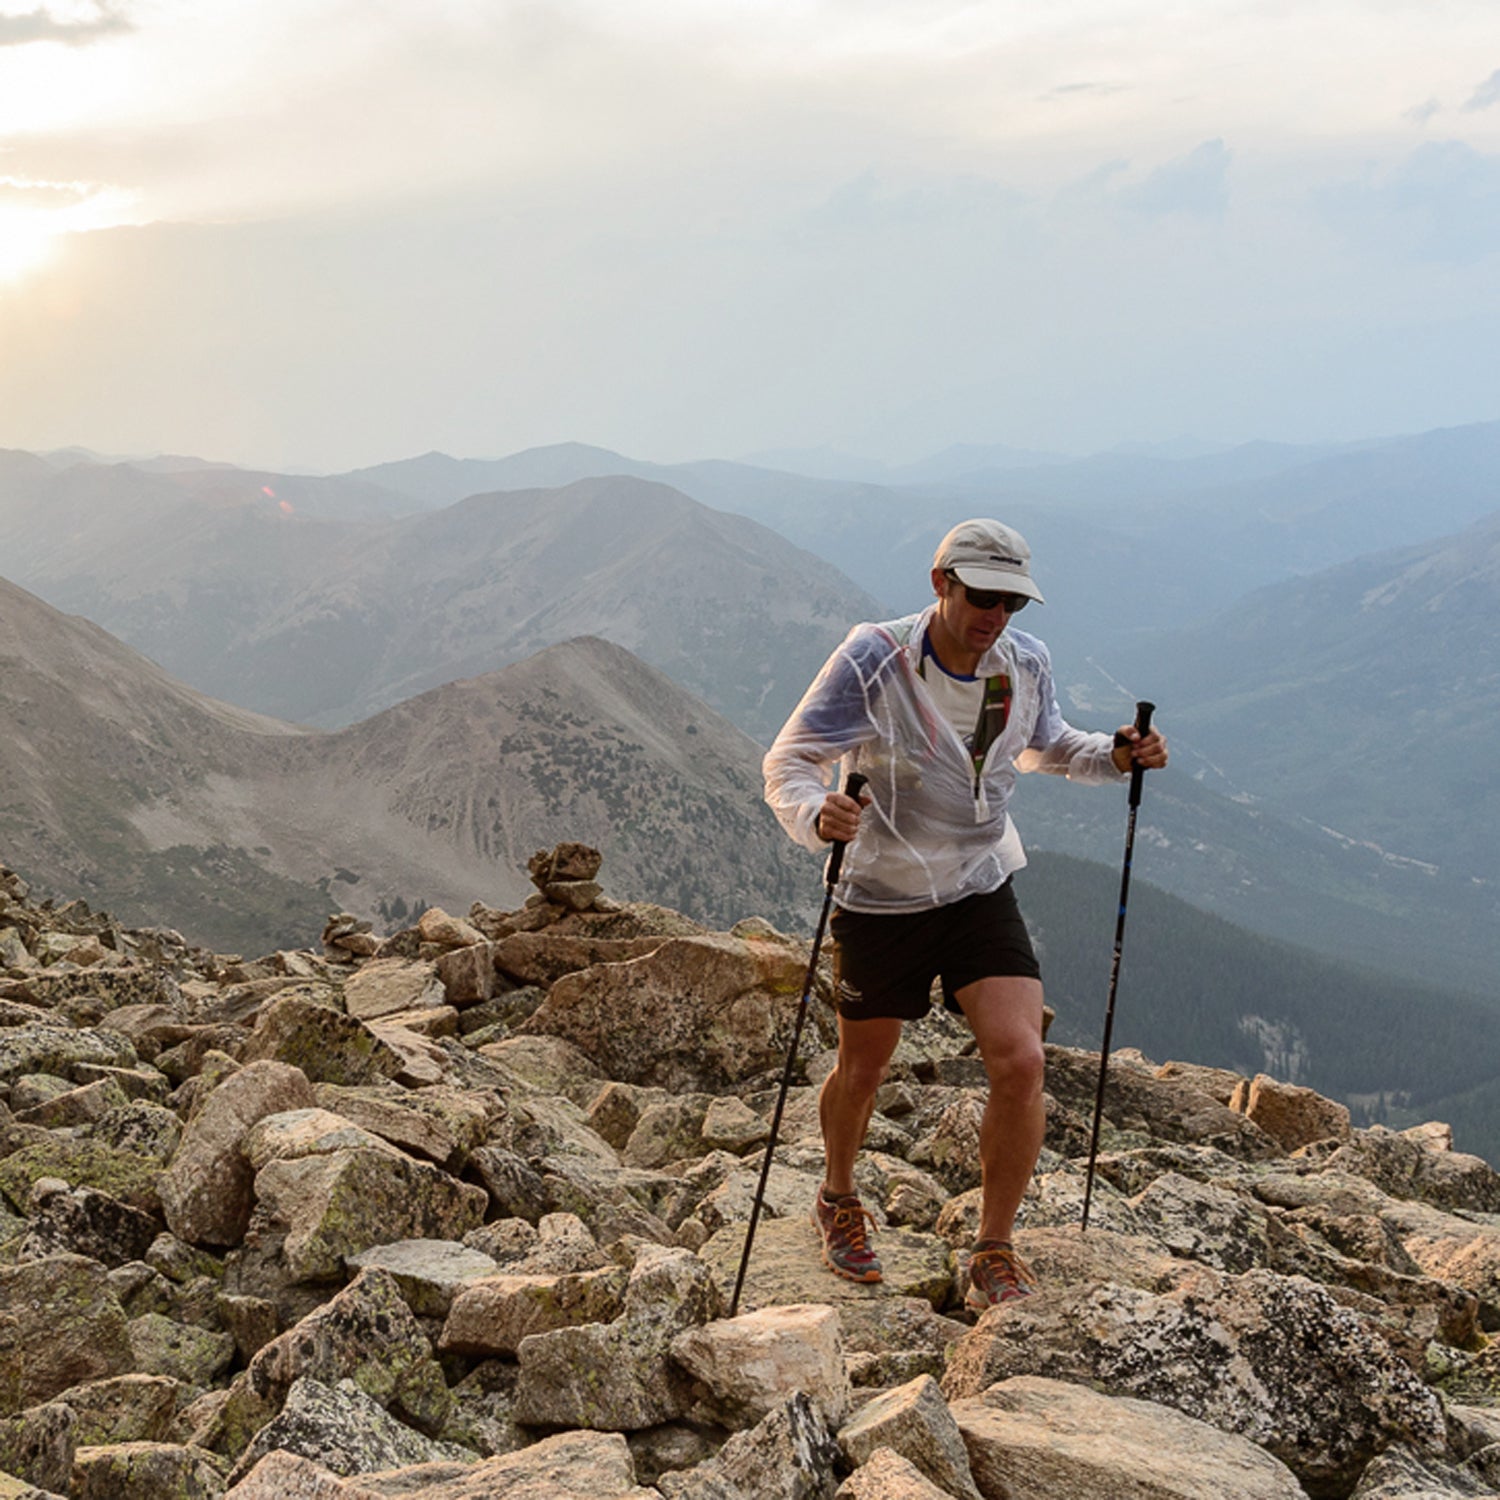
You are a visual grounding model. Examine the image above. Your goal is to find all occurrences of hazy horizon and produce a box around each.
[1,2,1498,473]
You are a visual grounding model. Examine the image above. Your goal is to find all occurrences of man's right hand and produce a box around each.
[817,789,867,844]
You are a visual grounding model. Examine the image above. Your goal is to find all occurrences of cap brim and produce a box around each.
[950,564,1044,604]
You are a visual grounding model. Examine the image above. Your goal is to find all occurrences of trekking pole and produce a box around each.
[729,769,867,1316]
[1081,701,1155,1233]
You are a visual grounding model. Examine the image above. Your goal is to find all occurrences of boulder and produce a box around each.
[492,932,667,988]
[223,1448,389,1497]
[69,1440,226,1499]
[158,1060,317,1247]
[699,1214,954,1314]
[344,1239,500,1319]
[1127,1171,1274,1273]
[239,992,403,1087]
[340,960,445,1021]
[51,1374,180,1446]
[519,934,814,1092]
[242,1146,487,1284]
[1346,1442,1500,1498]
[16,1180,160,1267]
[657,1392,841,1500]
[951,1375,1306,1499]
[0,1255,133,1414]
[417,907,486,950]
[214,1269,450,1458]
[836,1375,981,1500]
[434,942,496,1005]
[126,1314,236,1387]
[513,1246,720,1430]
[0,1400,75,1496]
[0,1136,162,1217]
[1229,1073,1352,1151]
[382,1428,654,1498]
[226,1376,471,1486]
[311,1083,492,1170]
[1044,1045,1279,1160]
[439,1266,629,1356]
[835,1447,954,1499]
[941,1270,1446,1495]
[671,1304,851,1429]
[836,1298,970,1389]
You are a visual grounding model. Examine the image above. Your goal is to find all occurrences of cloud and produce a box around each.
[1462,68,1500,112]
[1404,98,1441,127]
[1321,140,1500,263]
[1041,80,1129,102]
[0,1,130,47]
[0,174,94,206]
[1119,138,1232,219]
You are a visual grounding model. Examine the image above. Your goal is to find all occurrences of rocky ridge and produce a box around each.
[4,847,1500,1498]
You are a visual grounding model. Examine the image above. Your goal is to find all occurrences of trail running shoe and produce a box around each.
[966,1240,1038,1311]
[811,1187,883,1283]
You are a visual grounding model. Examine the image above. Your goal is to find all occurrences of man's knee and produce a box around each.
[831,1049,892,1099]
[979,1035,1045,1096]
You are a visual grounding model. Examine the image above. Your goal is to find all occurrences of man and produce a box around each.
[763,518,1168,1309]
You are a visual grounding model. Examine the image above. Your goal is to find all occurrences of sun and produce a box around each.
[0,205,60,283]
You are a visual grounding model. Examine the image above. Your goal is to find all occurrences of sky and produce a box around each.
[0,0,1498,472]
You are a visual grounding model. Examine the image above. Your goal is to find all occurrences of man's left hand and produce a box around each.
[1112,726,1169,775]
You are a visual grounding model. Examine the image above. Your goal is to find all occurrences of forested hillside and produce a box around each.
[1020,852,1500,1162]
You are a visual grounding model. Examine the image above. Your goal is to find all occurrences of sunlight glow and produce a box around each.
[0,204,57,282]
[0,179,137,286]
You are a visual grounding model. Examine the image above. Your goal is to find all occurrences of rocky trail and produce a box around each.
[3,844,1500,1498]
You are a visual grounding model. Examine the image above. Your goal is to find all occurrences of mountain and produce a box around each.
[1021,852,1500,1160]
[0,467,882,742]
[195,474,882,739]
[1108,510,1500,889]
[344,422,1500,659]
[10,568,1500,1155]
[7,429,1500,994]
[0,576,816,950]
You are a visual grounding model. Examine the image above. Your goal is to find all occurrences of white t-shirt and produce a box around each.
[919,638,984,752]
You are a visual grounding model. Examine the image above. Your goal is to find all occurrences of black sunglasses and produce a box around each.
[946,572,1028,612]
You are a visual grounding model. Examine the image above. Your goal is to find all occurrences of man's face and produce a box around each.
[931,568,1017,660]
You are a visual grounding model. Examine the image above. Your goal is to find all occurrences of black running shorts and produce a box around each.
[829,881,1041,1022]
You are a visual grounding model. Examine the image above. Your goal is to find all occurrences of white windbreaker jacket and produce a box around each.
[763,605,1124,913]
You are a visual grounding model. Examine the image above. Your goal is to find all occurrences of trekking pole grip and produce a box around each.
[1128,700,1155,807]
[825,771,868,887]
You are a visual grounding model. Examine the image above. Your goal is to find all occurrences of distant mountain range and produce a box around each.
[0,575,815,951]
[3,423,1498,997]
[5,569,1500,1160]
[1113,508,1500,886]
[0,463,881,742]
[342,421,1500,672]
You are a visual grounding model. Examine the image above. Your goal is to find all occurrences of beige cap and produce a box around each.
[932,518,1044,603]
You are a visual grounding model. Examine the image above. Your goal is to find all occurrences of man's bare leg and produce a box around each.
[954,976,1047,1245]
[819,1014,904,1196]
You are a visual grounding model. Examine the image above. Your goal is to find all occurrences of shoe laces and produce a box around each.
[826,1195,878,1253]
[971,1240,1036,1292]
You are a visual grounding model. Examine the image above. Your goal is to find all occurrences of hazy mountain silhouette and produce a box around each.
[0,575,816,950]
[0,468,882,741]
[1113,508,1500,886]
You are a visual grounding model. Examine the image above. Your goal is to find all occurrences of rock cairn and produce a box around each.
[4,849,1500,1498]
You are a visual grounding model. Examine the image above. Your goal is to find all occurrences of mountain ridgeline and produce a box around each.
[4,564,1500,1163]
[3,424,1500,1156]
[0,574,815,949]
[0,462,881,742]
